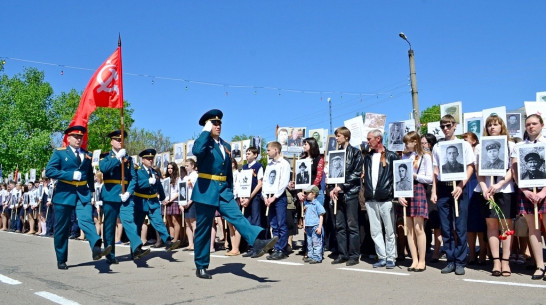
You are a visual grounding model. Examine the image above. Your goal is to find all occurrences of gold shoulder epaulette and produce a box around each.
[56,147,67,150]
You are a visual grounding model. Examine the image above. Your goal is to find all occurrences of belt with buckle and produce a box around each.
[103,179,129,185]
[60,180,87,187]
[198,173,227,182]
[134,192,158,199]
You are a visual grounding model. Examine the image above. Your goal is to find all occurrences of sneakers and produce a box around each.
[441,263,456,274]
[386,260,396,269]
[309,259,322,264]
[373,259,387,268]
[455,265,465,275]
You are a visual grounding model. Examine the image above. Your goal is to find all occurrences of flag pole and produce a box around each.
[118,34,126,194]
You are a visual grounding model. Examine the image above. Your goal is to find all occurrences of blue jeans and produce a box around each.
[306,225,323,261]
[268,194,288,253]
[436,183,469,266]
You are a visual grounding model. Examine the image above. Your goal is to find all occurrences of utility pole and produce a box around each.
[328,97,333,134]
[399,33,420,132]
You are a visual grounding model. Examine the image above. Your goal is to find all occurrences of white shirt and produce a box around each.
[371,152,381,191]
[402,152,433,185]
[69,146,84,163]
[474,141,515,193]
[183,171,199,200]
[262,157,291,199]
[217,140,225,159]
[432,140,475,181]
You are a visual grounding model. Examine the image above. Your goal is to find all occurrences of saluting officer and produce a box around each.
[99,130,150,264]
[45,125,111,270]
[133,149,181,253]
[192,109,277,279]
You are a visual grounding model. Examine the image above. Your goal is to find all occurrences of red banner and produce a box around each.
[64,46,123,149]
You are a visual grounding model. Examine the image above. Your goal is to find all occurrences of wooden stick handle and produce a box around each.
[403,206,407,236]
[45,206,49,220]
[334,184,338,215]
[265,195,270,216]
[163,204,167,223]
[182,208,185,227]
[534,187,539,230]
[453,181,459,218]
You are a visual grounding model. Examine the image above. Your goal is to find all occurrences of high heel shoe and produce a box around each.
[531,267,546,280]
[491,258,501,277]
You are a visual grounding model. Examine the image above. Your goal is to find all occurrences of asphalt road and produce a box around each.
[0,231,545,305]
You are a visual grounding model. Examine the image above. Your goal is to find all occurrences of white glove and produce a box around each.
[120,192,130,202]
[96,200,103,207]
[116,148,126,159]
[23,204,28,209]
[73,171,82,181]
[203,120,213,132]
[148,176,156,185]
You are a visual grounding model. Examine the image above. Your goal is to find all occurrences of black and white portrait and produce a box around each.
[263,164,280,195]
[174,143,185,163]
[178,181,188,205]
[277,128,289,147]
[251,137,262,155]
[231,142,242,160]
[388,122,405,151]
[517,143,546,188]
[438,140,467,181]
[241,139,250,161]
[295,159,312,190]
[327,135,337,154]
[92,149,101,166]
[186,140,195,157]
[162,153,170,172]
[161,177,171,199]
[479,136,507,176]
[327,150,346,184]
[506,113,522,138]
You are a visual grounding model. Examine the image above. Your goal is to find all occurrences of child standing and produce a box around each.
[304,185,325,264]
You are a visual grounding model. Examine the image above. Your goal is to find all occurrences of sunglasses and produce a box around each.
[211,120,222,126]
[440,124,453,129]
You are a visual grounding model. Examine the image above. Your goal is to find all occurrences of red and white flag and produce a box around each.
[64,46,123,149]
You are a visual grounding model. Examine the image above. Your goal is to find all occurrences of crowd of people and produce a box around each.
[1,111,546,281]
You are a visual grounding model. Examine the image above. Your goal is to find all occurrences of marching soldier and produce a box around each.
[133,149,181,253]
[99,130,150,264]
[45,125,112,270]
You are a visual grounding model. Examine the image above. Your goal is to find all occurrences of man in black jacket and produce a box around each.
[363,129,399,269]
[329,127,364,266]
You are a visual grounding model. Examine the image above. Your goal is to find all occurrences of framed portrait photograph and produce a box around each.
[393,159,414,198]
[231,141,242,162]
[92,149,101,167]
[327,150,346,184]
[286,127,306,154]
[161,177,171,199]
[236,169,253,198]
[438,140,467,181]
[241,139,250,161]
[440,101,463,135]
[517,143,546,188]
[154,154,162,169]
[263,164,280,195]
[506,113,522,139]
[186,140,195,157]
[251,136,262,155]
[178,181,188,206]
[277,127,290,151]
[388,121,406,152]
[478,136,508,177]
[326,135,337,156]
[29,169,36,183]
[309,128,327,154]
[294,159,312,190]
[173,142,186,164]
[162,152,170,173]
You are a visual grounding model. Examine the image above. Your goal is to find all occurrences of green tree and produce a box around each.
[126,128,173,156]
[0,67,56,175]
[420,104,441,134]
[231,134,268,167]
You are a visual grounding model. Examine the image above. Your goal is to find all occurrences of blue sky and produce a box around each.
[2,1,545,144]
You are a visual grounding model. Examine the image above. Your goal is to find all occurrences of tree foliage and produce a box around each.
[231,134,268,168]
[419,104,441,134]
[126,128,173,156]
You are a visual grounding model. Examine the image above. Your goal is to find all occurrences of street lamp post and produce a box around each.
[399,32,420,133]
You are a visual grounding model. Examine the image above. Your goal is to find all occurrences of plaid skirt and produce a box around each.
[164,201,181,215]
[399,182,428,219]
[518,189,546,215]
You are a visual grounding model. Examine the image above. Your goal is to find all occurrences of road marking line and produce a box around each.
[258,260,304,266]
[35,291,81,305]
[338,267,410,276]
[464,279,546,289]
[0,274,21,285]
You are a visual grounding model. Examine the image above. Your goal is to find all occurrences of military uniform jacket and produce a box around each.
[45,147,94,206]
[134,166,166,212]
[191,131,233,206]
[99,150,136,202]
